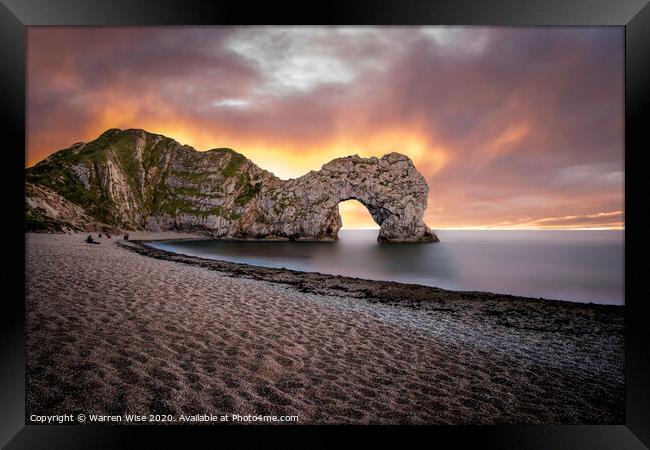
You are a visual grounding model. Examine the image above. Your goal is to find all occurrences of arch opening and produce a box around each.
[338,199,380,231]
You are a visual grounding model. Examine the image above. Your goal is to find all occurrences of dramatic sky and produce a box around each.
[27,26,624,229]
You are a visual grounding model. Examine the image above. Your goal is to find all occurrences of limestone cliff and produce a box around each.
[25,128,438,242]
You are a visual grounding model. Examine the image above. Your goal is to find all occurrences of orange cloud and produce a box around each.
[484,122,531,158]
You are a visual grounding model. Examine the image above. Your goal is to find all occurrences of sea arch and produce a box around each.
[265,153,439,243]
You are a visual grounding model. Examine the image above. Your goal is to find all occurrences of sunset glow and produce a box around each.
[27,26,624,230]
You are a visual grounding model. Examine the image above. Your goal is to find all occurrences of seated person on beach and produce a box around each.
[98,233,102,238]
[85,235,100,244]
[124,233,129,240]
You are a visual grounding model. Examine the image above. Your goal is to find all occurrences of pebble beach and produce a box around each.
[25,232,624,424]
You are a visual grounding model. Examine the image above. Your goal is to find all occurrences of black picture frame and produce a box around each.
[3,0,649,447]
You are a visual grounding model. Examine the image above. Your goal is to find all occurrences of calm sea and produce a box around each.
[148,230,624,305]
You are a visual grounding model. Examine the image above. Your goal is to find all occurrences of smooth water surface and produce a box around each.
[148,230,624,304]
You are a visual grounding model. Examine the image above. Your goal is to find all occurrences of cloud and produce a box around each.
[518,210,624,229]
[27,26,624,229]
[213,98,250,108]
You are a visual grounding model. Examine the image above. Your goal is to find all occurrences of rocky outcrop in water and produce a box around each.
[25,128,438,242]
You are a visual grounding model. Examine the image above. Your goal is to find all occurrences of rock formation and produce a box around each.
[25,181,94,232]
[25,128,438,243]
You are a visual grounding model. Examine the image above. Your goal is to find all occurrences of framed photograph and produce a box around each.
[4,0,649,447]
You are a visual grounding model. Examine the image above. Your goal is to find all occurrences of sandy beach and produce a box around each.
[25,232,624,424]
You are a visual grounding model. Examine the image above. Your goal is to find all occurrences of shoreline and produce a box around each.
[126,238,623,312]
